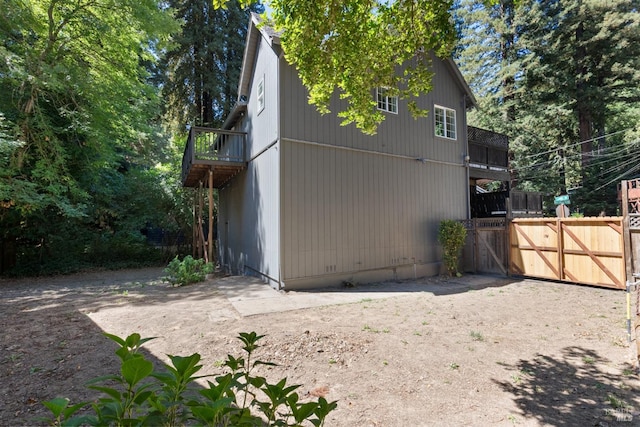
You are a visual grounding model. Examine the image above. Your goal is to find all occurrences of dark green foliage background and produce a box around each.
[0,0,260,275]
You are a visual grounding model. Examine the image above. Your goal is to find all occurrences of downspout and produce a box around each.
[276,49,284,290]
[463,95,471,220]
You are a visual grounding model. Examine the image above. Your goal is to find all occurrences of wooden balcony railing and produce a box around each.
[467,126,510,182]
[471,190,543,218]
[181,126,247,188]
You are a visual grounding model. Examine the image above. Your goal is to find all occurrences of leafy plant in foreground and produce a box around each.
[438,220,467,277]
[163,255,214,286]
[41,331,337,426]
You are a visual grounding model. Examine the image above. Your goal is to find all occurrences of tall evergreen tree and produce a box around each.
[520,0,640,166]
[456,0,640,212]
[162,0,263,130]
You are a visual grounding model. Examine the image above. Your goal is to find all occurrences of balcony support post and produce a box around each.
[198,181,205,261]
[192,188,197,258]
[208,169,214,265]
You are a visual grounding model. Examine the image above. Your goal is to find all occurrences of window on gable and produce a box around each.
[376,87,398,114]
[257,76,265,113]
[434,105,456,140]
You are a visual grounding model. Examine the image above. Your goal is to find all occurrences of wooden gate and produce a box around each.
[509,217,626,289]
[461,218,509,275]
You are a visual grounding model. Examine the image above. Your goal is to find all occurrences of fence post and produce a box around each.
[506,218,511,277]
[557,218,564,281]
[622,180,633,283]
[473,218,478,273]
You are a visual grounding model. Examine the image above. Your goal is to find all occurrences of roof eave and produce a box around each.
[222,101,248,130]
[237,13,281,100]
[445,58,477,109]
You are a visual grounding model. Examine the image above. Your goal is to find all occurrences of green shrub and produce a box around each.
[438,220,467,277]
[42,331,337,426]
[163,255,214,286]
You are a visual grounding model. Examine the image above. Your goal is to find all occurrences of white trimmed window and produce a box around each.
[257,76,265,113]
[376,87,398,114]
[434,105,456,139]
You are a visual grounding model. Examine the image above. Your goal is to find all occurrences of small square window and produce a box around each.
[257,76,265,113]
[376,88,398,114]
[434,105,456,140]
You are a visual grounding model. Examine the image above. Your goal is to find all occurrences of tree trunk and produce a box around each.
[575,19,592,168]
[500,0,516,123]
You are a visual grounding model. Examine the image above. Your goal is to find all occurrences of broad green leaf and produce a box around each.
[42,397,71,418]
[87,385,123,401]
[121,357,154,387]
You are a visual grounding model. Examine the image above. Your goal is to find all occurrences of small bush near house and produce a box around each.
[163,255,214,286]
[438,220,467,277]
[42,331,337,426]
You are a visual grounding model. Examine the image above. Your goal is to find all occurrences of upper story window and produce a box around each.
[257,76,265,113]
[434,105,456,140]
[376,87,398,114]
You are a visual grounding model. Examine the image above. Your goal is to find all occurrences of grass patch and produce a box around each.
[470,331,484,342]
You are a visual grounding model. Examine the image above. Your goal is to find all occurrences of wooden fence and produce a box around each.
[620,179,640,366]
[463,179,639,366]
[509,217,626,289]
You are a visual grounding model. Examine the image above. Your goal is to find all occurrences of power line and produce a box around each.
[509,143,640,187]
[593,162,640,192]
[516,128,631,161]
[510,136,640,175]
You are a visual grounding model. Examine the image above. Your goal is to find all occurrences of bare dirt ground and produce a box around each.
[1,268,639,426]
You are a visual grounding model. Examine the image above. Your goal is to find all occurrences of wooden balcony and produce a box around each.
[181,126,247,188]
[471,190,543,218]
[467,126,510,182]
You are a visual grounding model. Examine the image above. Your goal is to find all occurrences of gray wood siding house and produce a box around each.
[217,14,477,289]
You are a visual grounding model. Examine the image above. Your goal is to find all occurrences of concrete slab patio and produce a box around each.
[211,274,511,317]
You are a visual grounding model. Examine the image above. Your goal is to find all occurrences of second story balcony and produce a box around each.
[467,126,510,183]
[181,126,247,188]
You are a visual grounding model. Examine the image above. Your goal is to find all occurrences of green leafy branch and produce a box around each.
[41,331,337,426]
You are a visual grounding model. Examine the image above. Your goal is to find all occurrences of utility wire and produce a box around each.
[510,137,640,175]
[593,162,640,192]
[511,145,640,185]
[517,129,630,161]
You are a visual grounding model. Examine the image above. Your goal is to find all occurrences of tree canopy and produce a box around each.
[0,0,179,272]
[456,0,640,214]
[163,0,263,130]
[0,0,176,218]
[217,0,458,134]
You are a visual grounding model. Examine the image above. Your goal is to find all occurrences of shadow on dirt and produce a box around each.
[493,347,639,425]
[1,308,162,425]
[0,268,231,315]
[307,274,519,297]
[0,276,204,426]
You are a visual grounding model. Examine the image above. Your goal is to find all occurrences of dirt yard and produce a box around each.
[1,268,639,426]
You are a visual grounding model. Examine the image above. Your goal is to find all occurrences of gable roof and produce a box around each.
[237,13,280,101]
[235,13,476,109]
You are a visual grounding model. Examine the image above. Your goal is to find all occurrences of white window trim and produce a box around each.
[257,75,265,114]
[434,104,457,140]
[376,87,398,114]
